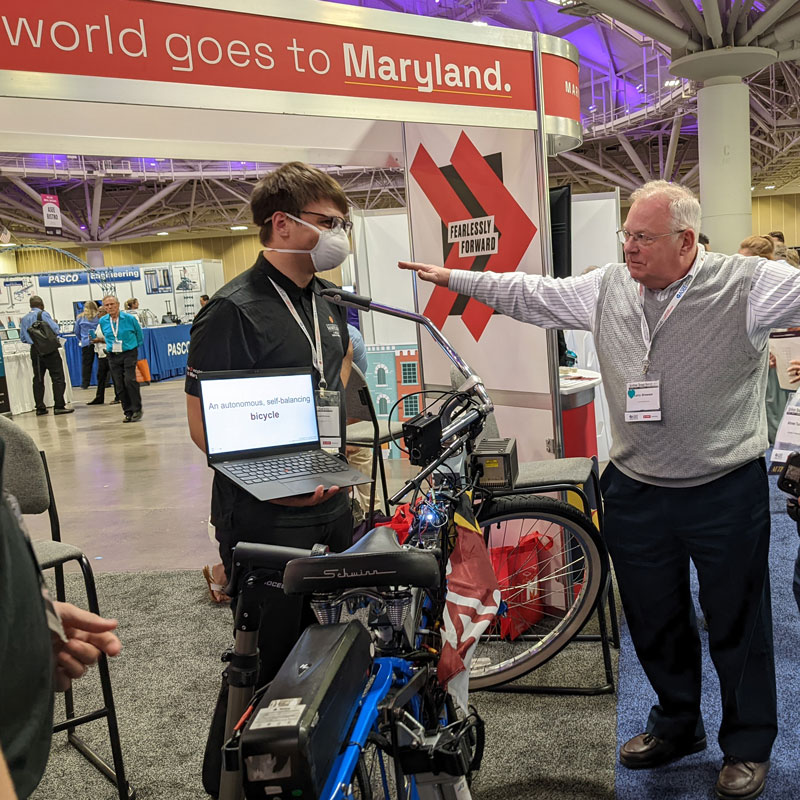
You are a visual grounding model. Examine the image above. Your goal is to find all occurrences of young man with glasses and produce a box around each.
[185,161,355,796]
[401,179,800,800]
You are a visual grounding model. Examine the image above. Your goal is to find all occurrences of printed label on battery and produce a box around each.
[250,698,306,729]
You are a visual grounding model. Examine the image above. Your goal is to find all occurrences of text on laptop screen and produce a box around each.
[201,373,319,456]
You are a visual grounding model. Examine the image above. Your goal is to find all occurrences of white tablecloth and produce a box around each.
[3,343,74,415]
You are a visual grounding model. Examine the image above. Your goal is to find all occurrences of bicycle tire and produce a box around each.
[469,494,609,690]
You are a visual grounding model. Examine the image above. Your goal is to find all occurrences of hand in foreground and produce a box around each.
[52,602,121,692]
[789,358,800,385]
[270,485,341,507]
[399,261,451,287]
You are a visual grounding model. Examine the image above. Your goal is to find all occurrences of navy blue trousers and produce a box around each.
[601,459,777,762]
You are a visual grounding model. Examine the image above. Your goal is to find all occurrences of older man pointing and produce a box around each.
[401,180,800,800]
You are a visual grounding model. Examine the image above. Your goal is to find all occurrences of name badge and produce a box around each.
[111,341,123,353]
[625,377,661,422]
[315,389,341,450]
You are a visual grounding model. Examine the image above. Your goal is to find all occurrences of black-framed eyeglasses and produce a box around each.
[617,228,687,247]
[300,210,353,235]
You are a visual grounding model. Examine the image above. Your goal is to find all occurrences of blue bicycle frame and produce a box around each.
[320,657,421,800]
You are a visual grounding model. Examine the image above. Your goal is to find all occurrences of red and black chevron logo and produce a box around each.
[409,131,537,342]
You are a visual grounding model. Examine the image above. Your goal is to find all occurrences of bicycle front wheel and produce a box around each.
[469,494,608,690]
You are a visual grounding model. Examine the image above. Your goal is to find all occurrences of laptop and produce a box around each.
[6,328,19,340]
[198,367,370,501]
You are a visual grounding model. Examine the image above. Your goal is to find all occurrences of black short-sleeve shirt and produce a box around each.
[186,254,351,532]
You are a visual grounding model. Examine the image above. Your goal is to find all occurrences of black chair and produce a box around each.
[0,416,135,799]
[344,365,404,527]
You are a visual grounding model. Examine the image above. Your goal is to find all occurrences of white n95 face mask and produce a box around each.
[267,213,350,272]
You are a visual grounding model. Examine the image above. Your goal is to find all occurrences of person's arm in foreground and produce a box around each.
[398,261,603,331]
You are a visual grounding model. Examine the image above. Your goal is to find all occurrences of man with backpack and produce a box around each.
[19,296,73,416]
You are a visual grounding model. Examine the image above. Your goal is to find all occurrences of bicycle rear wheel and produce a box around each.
[469,494,608,690]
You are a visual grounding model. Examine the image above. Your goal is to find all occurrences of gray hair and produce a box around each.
[630,180,702,234]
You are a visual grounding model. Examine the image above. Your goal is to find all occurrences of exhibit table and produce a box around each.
[2,342,74,415]
[64,324,192,385]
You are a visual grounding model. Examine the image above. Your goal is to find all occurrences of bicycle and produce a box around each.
[216,291,609,800]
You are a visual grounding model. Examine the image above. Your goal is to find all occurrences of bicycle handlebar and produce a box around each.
[319,288,493,413]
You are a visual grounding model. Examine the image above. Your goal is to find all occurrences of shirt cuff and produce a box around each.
[448,269,479,295]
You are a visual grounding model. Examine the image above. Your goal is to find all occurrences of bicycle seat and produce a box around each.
[283,526,440,594]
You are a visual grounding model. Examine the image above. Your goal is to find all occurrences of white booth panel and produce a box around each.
[353,210,415,346]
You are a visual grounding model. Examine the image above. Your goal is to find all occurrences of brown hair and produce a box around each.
[739,235,774,259]
[250,162,349,247]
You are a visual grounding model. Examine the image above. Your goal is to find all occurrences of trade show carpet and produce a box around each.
[615,468,800,800]
[32,570,618,800]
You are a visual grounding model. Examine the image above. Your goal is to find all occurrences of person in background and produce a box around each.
[73,301,100,390]
[98,295,144,423]
[124,298,139,312]
[769,230,785,243]
[347,323,368,374]
[739,235,774,259]
[86,308,117,406]
[19,297,73,417]
[345,323,373,518]
[741,236,794,443]
[199,294,210,307]
[698,232,710,250]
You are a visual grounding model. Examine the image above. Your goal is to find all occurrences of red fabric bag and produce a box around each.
[490,532,553,641]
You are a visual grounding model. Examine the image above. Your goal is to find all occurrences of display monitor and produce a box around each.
[7,328,19,340]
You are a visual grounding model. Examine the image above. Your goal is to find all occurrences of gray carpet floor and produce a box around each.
[31,570,618,800]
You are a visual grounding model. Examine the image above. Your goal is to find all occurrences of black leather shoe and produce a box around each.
[35,408,48,416]
[129,410,143,422]
[86,398,104,405]
[620,733,707,769]
[715,757,769,799]
[54,407,75,415]
[111,398,121,404]
[122,414,132,423]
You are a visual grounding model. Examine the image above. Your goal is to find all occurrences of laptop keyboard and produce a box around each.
[226,452,349,484]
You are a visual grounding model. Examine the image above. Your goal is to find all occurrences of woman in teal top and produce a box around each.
[72,300,100,390]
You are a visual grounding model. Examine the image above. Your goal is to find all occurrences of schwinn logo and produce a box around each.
[307,568,397,580]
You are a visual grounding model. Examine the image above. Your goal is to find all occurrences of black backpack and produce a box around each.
[28,311,60,356]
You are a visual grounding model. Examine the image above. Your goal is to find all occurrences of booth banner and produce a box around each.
[37,266,141,287]
[0,2,579,134]
[404,124,551,397]
[40,193,62,237]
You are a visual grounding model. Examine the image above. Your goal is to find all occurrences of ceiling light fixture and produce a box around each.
[230,225,248,230]
[156,231,169,236]
[764,185,776,189]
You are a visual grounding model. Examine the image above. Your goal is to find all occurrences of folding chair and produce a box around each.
[344,364,404,527]
[0,415,135,799]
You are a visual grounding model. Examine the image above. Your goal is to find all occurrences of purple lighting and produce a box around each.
[80,225,87,230]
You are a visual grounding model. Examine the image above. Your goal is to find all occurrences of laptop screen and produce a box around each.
[6,329,19,340]
[200,371,319,457]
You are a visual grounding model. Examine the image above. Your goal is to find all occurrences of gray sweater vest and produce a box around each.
[595,253,768,487]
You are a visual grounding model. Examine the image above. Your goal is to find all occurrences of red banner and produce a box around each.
[0,1,542,112]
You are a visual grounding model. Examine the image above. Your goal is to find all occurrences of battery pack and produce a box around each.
[240,621,372,799]
[471,438,519,490]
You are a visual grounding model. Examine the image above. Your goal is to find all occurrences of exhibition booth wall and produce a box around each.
[0,0,584,461]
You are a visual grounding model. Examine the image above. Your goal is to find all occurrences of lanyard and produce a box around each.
[109,315,120,341]
[268,277,327,388]
[637,251,704,374]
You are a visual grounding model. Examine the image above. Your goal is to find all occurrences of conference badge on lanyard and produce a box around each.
[315,388,341,451]
[625,374,661,422]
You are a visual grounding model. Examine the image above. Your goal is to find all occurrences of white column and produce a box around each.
[697,76,752,255]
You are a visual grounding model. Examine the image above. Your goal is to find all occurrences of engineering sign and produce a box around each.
[409,131,537,342]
